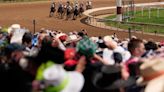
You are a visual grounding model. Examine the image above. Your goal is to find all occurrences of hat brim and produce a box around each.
[137,74,164,86]
[93,73,136,90]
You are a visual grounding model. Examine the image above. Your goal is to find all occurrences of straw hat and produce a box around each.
[137,57,164,92]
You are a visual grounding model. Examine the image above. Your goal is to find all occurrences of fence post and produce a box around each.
[33,19,36,34]
[128,28,132,40]
[142,25,144,35]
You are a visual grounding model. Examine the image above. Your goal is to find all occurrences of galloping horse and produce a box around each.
[49,2,56,17]
[78,3,85,17]
[73,5,79,20]
[57,3,64,19]
[66,4,74,20]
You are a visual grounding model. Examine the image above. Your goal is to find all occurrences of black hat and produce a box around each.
[77,32,85,37]
[93,65,135,90]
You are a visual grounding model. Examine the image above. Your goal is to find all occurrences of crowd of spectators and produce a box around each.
[0,24,164,92]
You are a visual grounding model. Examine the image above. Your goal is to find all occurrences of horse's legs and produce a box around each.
[61,13,64,19]
[49,12,52,17]
[57,12,60,18]
[73,14,75,20]
[73,14,77,20]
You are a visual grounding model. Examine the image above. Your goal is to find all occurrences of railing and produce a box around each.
[86,16,164,36]
[83,2,164,36]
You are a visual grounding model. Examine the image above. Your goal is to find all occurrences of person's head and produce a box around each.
[113,52,123,64]
[37,33,48,47]
[81,29,87,35]
[37,36,65,64]
[128,39,145,57]
[77,31,85,38]
[145,41,158,51]
[22,32,32,47]
[4,43,25,62]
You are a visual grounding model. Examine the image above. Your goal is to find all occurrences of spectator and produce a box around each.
[138,57,164,92]
[126,39,145,67]
[0,43,33,92]
[92,65,136,92]
[102,36,131,65]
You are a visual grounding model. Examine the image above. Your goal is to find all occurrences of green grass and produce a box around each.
[105,9,164,34]
[130,9,164,24]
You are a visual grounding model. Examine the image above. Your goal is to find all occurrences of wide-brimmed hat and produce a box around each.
[103,35,117,48]
[137,57,164,85]
[43,64,84,92]
[137,57,164,92]
[8,24,21,33]
[93,65,135,90]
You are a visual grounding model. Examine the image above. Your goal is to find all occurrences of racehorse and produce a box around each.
[73,5,79,20]
[57,4,64,19]
[66,5,73,20]
[49,2,56,17]
[78,3,85,17]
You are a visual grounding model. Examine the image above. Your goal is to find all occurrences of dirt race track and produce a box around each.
[0,0,164,41]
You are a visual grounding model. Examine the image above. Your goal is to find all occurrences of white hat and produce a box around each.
[43,65,84,92]
[137,57,164,92]
[8,24,21,33]
[103,35,117,49]
[10,24,21,30]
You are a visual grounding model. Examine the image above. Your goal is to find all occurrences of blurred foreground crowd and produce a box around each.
[0,24,164,92]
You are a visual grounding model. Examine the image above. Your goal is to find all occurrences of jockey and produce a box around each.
[66,1,70,6]
[88,1,92,6]
[74,2,79,11]
[66,4,72,14]
[57,2,63,13]
[75,2,78,8]
[66,4,72,20]
[49,1,56,17]
[58,2,63,8]
[86,0,92,10]
[79,3,84,14]
[73,3,79,20]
